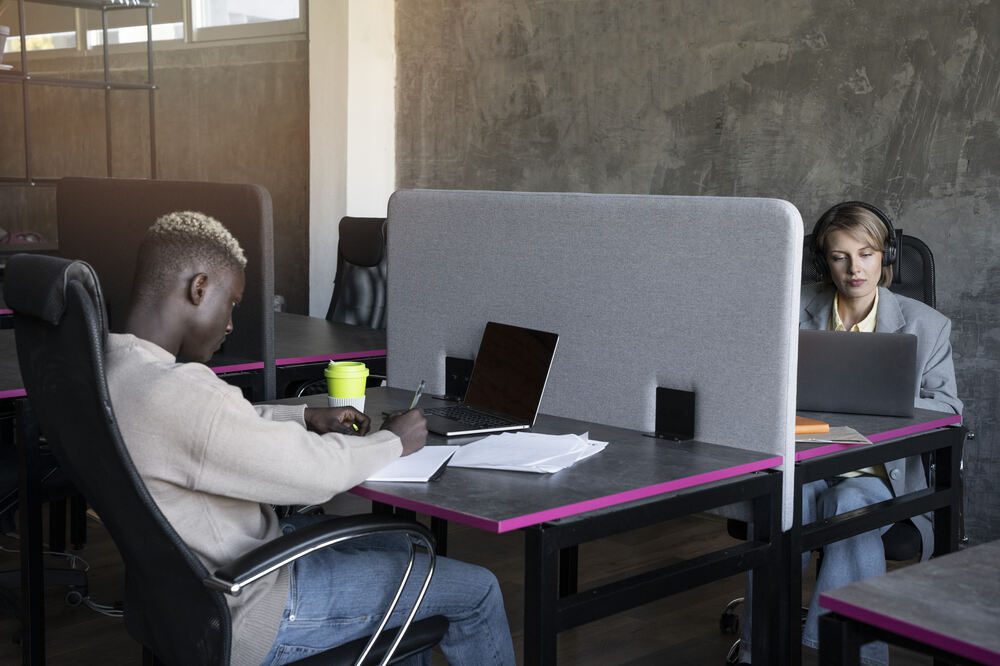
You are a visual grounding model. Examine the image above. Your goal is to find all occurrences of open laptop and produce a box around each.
[797,329,918,417]
[423,322,559,437]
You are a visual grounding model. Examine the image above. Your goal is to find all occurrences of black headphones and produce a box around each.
[811,200,897,278]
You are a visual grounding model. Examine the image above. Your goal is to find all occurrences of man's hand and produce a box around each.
[381,409,427,456]
[304,407,371,435]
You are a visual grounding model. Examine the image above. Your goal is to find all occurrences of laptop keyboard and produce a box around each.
[424,405,515,429]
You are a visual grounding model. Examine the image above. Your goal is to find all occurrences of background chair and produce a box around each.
[294,217,388,398]
[326,217,388,329]
[4,254,446,665]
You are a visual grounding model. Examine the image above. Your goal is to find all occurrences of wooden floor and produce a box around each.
[0,494,935,665]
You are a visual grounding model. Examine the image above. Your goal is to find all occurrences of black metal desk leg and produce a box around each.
[16,399,45,665]
[784,468,805,666]
[818,613,863,666]
[749,476,777,665]
[932,427,964,557]
[524,526,559,666]
[430,517,448,557]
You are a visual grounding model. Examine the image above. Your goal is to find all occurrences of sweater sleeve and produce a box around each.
[254,403,307,425]
[190,386,402,506]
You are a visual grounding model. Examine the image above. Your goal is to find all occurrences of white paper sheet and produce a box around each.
[366,446,460,482]
[447,432,608,473]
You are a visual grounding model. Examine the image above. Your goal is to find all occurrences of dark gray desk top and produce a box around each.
[821,539,1000,664]
[292,388,783,534]
[795,408,962,462]
[273,313,386,366]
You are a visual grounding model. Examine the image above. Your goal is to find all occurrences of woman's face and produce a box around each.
[824,229,882,301]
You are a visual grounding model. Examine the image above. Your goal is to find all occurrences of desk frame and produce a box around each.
[521,471,782,665]
[818,611,985,666]
[782,424,967,666]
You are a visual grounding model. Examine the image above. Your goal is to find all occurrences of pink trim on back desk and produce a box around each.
[353,454,783,534]
[820,594,1000,666]
[0,309,12,316]
[0,388,26,399]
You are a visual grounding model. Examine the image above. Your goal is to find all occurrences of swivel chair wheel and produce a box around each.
[65,589,84,607]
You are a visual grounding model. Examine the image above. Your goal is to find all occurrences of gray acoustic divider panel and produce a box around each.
[56,177,276,400]
[387,189,803,529]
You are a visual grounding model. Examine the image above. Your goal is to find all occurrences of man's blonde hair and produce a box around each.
[148,211,247,269]
[132,211,246,300]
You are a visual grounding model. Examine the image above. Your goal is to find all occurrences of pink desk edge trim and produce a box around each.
[866,414,962,443]
[276,349,387,367]
[820,594,1000,665]
[0,309,12,316]
[352,455,782,534]
[794,414,963,462]
[0,388,26,399]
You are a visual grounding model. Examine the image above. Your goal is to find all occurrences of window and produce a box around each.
[1,3,77,54]
[83,0,184,48]
[191,0,305,41]
[0,0,304,55]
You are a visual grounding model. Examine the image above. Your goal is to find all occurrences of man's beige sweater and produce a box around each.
[104,334,402,665]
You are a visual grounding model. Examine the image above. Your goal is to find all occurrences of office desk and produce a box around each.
[819,539,1000,666]
[291,387,784,665]
[782,409,966,666]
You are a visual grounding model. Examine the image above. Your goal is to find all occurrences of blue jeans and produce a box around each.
[261,516,516,665]
[740,476,893,666]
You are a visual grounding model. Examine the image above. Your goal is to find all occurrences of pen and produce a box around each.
[408,379,426,410]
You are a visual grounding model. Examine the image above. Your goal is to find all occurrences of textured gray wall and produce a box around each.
[0,40,310,313]
[397,0,1000,543]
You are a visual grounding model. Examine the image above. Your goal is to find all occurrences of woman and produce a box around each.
[739,201,962,666]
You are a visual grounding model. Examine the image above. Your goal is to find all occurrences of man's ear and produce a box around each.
[188,273,210,306]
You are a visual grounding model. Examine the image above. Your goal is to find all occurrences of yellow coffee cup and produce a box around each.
[324,361,369,410]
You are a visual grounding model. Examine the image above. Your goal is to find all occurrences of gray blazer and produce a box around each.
[800,283,963,561]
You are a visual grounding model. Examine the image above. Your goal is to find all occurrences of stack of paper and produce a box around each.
[366,446,460,482]
[447,432,608,473]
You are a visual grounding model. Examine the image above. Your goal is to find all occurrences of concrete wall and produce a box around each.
[0,39,310,313]
[396,0,1000,543]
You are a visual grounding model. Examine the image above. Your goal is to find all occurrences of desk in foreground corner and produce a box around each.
[819,539,1000,665]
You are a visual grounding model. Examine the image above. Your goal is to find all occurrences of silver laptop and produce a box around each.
[797,329,918,417]
[423,322,559,437]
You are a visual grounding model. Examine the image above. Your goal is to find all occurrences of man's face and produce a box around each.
[179,266,245,363]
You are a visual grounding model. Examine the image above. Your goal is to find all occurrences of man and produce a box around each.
[105,211,515,665]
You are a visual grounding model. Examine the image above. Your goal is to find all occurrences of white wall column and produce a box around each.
[308,0,395,316]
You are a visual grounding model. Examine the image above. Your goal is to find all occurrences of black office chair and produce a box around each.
[720,231,940,662]
[4,254,447,665]
[295,217,388,398]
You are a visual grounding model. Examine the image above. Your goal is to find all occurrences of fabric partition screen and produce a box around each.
[387,189,802,529]
[55,177,276,400]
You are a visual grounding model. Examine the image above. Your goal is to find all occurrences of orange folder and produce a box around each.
[795,415,830,435]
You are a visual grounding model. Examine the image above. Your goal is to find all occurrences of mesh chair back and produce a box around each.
[4,254,230,665]
[803,232,936,307]
[326,217,388,329]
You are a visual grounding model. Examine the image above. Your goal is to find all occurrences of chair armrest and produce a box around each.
[204,514,435,595]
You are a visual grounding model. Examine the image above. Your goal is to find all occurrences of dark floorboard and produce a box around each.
[0,494,936,665]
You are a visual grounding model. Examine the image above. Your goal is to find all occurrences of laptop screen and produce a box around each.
[463,322,559,422]
[797,330,918,417]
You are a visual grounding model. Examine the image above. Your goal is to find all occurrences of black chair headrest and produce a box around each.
[339,217,387,267]
[3,254,106,330]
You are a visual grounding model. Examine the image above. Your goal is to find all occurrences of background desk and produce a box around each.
[819,539,1000,665]
[782,409,966,666]
[293,387,784,665]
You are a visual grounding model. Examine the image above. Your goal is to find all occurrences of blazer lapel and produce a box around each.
[876,287,907,333]
[801,285,834,330]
